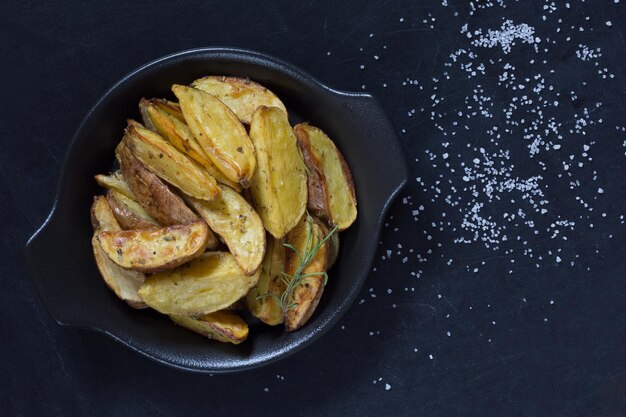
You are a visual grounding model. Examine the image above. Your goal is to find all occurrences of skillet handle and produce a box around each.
[333,91,408,203]
[25,210,80,326]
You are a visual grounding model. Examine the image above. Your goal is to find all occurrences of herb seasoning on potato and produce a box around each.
[91,75,357,344]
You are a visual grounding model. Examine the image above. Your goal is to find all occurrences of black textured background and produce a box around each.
[3,1,626,416]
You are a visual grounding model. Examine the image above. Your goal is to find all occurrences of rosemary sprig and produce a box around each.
[257,216,338,315]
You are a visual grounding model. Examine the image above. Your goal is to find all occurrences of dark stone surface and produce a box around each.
[3,1,625,416]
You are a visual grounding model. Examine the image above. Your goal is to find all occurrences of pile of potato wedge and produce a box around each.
[91,76,357,344]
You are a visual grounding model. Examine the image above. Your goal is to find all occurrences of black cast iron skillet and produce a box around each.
[25,47,407,373]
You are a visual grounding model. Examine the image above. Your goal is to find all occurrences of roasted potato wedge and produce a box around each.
[246,235,286,326]
[116,142,200,227]
[249,106,307,238]
[170,311,248,344]
[123,119,220,201]
[172,85,256,187]
[140,98,185,123]
[97,221,210,273]
[283,215,332,331]
[138,252,260,316]
[191,76,287,124]
[140,98,241,191]
[91,195,122,231]
[90,196,146,308]
[106,190,158,229]
[185,185,265,276]
[94,171,134,199]
[294,124,357,230]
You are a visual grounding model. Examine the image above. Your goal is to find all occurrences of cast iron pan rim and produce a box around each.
[25,46,408,373]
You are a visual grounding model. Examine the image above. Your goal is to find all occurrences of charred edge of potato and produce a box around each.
[138,252,261,316]
[106,190,158,229]
[116,141,200,227]
[185,185,266,276]
[283,216,331,331]
[91,196,147,308]
[172,84,256,188]
[248,106,307,239]
[190,76,287,125]
[246,235,285,326]
[97,220,210,273]
[294,124,331,222]
[170,311,248,344]
[123,119,221,201]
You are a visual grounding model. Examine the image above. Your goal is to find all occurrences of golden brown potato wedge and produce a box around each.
[172,85,256,187]
[140,98,241,191]
[283,215,332,331]
[191,76,287,125]
[90,196,146,309]
[91,195,122,232]
[116,142,200,226]
[97,221,210,273]
[170,311,248,344]
[94,171,134,199]
[106,190,159,229]
[185,185,265,276]
[123,119,220,201]
[138,252,260,316]
[140,98,185,124]
[294,124,357,230]
[249,106,307,238]
[246,235,286,326]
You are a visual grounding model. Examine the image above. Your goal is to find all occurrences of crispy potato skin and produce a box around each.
[172,85,256,187]
[97,221,210,273]
[91,196,147,308]
[138,252,260,316]
[170,311,248,344]
[123,120,220,201]
[283,216,331,331]
[246,235,286,326]
[106,190,158,229]
[186,185,265,276]
[294,125,330,222]
[191,76,287,125]
[249,107,307,238]
[293,124,357,230]
[117,142,199,226]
